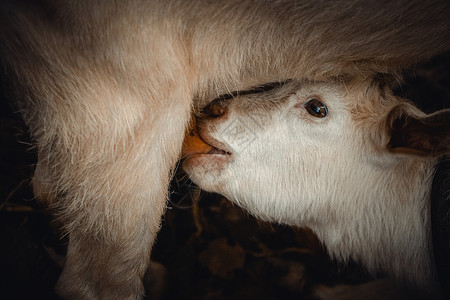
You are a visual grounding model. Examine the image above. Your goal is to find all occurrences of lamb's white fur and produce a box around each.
[183,80,446,296]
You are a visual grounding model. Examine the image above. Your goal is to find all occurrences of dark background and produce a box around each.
[1,52,449,299]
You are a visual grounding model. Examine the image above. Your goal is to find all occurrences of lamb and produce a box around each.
[182,79,450,298]
[1,0,450,298]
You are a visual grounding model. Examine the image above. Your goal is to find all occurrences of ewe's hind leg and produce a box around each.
[34,92,191,299]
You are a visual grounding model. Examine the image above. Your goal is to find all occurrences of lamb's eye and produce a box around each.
[305,98,328,118]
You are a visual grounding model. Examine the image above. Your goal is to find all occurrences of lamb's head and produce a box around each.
[182,79,449,289]
[184,81,362,224]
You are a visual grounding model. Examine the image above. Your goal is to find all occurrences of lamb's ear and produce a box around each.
[386,104,450,157]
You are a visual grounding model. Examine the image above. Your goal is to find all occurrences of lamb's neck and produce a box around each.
[313,158,437,290]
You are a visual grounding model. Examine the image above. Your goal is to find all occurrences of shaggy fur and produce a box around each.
[1,0,450,298]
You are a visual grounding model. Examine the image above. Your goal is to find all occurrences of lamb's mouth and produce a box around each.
[206,145,232,156]
[181,127,232,159]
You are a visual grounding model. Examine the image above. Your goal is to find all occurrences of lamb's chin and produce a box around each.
[182,160,226,192]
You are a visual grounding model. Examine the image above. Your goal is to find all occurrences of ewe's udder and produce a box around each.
[181,121,212,157]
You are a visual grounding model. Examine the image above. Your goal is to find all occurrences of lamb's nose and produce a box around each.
[201,99,229,118]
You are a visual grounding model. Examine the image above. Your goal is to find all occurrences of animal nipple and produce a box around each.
[182,118,213,157]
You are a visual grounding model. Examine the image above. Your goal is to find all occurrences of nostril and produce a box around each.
[211,104,225,117]
[202,101,227,118]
